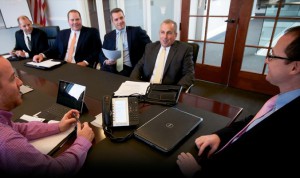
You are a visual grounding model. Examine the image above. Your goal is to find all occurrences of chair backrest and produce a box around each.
[38,26,60,48]
[186,42,199,66]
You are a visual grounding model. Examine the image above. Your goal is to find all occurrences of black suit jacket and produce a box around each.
[13,28,49,58]
[100,26,151,71]
[44,26,102,68]
[130,41,195,90]
[196,96,300,177]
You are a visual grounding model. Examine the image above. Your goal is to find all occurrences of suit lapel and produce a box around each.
[149,43,161,72]
[126,27,132,51]
[163,42,177,75]
[76,27,85,52]
[64,29,71,51]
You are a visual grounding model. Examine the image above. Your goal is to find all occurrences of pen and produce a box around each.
[72,112,80,123]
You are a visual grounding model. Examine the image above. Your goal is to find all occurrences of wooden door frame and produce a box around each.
[180,0,279,95]
[180,0,243,85]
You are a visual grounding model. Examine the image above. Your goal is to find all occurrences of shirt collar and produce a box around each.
[23,31,31,37]
[276,89,300,110]
[116,27,126,34]
[0,110,13,127]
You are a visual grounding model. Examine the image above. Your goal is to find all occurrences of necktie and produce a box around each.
[27,36,32,51]
[67,33,76,63]
[217,94,278,153]
[116,31,123,72]
[150,47,166,84]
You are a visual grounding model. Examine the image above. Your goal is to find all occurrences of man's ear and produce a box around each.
[291,61,300,74]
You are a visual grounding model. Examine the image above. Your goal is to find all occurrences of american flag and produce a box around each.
[28,0,47,26]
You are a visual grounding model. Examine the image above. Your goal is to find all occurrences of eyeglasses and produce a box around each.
[266,50,291,61]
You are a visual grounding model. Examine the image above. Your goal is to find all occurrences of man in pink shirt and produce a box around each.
[0,56,95,177]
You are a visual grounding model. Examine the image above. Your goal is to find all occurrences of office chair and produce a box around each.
[185,42,199,93]
[38,26,60,48]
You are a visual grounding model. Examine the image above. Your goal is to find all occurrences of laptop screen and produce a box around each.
[56,80,86,113]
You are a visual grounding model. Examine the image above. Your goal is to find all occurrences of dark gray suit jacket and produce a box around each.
[14,28,49,58]
[130,41,195,90]
[43,26,102,68]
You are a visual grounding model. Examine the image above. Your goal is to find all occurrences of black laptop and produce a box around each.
[134,107,203,153]
[37,80,86,120]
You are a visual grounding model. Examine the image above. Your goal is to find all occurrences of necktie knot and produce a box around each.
[253,94,278,120]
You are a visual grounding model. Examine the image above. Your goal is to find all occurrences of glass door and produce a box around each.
[181,0,300,95]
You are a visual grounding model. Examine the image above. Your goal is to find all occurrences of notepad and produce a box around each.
[25,59,65,69]
[20,114,75,155]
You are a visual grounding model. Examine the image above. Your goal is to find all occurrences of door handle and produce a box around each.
[225,19,235,23]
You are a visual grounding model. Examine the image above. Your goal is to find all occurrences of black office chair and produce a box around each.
[185,42,200,93]
[38,26,60,48]
[187,42,199,67]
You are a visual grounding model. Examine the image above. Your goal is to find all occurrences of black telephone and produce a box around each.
[102,95,139,127]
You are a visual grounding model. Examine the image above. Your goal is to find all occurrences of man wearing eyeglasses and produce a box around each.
[177,26,300,177]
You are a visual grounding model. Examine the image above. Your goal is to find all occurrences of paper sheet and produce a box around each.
[114,81,150,96]
[102,48,121,61]
[20,85,34,95]
[91,113,103,128]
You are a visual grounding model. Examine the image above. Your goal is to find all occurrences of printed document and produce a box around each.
[102,48,121,61]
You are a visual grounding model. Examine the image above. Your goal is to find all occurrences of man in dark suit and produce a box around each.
[33,9,102,68]
[100,8,151,76]
[10,15,48,58]
[130,19,194,90]
[176,26,300,177]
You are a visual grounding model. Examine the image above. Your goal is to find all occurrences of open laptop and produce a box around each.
[37,80,86,121]
[134,107,203,153]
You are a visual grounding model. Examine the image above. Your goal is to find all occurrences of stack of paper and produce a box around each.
[114,81,150,96]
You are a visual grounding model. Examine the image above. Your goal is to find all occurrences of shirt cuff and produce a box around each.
[39,53,46,58]
[83,60,89,65]
[25,52,29,58]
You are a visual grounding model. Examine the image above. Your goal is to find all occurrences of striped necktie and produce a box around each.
[27,36,32,51]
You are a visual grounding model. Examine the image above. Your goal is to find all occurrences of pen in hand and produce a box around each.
[72,112,80,123]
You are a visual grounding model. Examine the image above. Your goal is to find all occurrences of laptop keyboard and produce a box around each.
[38,104,70,120]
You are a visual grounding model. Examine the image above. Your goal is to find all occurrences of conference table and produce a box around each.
[10,59,243,176]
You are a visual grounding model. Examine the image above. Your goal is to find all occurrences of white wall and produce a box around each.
[0,0,91,54]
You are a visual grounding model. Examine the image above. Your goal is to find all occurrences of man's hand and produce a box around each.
[195,134,221,157]
[77,61,88,67]
[32,53,44,63]
[76,122,95,142]
[177,152,201,177]
[59,109,79,132]
[104,59,116,65]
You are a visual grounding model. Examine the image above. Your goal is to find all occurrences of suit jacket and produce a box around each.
[196,96,300,177]
[100,26,151,71]
[130,41,195,90]
[13,28,49,58]
[44,26,102,68]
